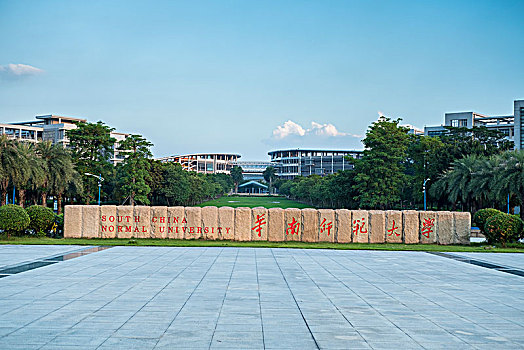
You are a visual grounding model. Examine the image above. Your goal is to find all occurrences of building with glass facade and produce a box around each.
[157,153,241,174]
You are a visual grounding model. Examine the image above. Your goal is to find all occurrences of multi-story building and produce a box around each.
[424,99,523,149]
[0,114,130,165]
[157,153,241,174]
[231,161,273,181]
[268,149,363,180]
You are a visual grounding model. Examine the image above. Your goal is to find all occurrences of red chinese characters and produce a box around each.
[387,220,400,237]
[286,217,300,235]
[421,218,435,238]
[320,218,333,236]
[251,214,267,237]
[352,218,368,235]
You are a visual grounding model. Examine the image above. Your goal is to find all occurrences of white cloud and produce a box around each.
[272,120,306,139]
[270,120,361,140]
[0,63,44,79]
[310,121,348,137]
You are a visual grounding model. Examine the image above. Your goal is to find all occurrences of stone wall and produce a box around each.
[64,205,471,245]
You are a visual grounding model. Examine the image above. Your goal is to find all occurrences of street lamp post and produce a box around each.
[84,173,104,206]
[423,178,430,211]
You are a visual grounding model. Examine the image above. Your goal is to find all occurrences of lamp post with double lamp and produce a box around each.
[423,178,430,211]
[84,173,104,206]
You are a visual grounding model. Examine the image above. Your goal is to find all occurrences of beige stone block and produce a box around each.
[403,210,419,244]
[268,208,285,242]
[151,206,168,239]
[301,208,318,242]
[386,211,403,243]
[202,206,219,240]
[419,211,437,244]
[81,206,100,238]
[437,211,454,245]
[116,206,134,238]
[369,210,386,243]
[234,207,252,241]
[167,206,184,239]
[335,209,352,243]
[351,210,369,243]
[318,209,335,243]
[185,207,202,239]
[64,205,83,238]
[218,206,235,240]
[454,212,471,245]
[251,207,268,241]
[133,206,151,239]
[100,205,117,239]
[285,208,302,241]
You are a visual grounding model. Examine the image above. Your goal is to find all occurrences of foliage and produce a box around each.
[53,213,64,238]
[473,208,503,232]
[0,204,30,237]
[484,213,524,246]
[230,166,243,193]
[353,117,410,209]
[26,205,55,236]
[0,135,26,206]
[263,166,277,193]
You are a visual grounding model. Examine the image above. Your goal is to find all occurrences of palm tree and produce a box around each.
[14,143,45,208]
[0,135,26,205]
[263,166,277,195]
[492,151,524,219]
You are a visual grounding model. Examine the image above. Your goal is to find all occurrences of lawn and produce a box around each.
[1,236,524,253]
[197,195,314,209]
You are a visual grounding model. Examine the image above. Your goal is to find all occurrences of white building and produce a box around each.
[157,153,241,174]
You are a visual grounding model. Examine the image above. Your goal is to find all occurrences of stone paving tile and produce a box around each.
[0,244,84,268]
[0,246,523,349]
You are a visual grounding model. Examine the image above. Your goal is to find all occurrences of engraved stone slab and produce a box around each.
[151,206,168,239]
[437,211,454,245]
[82,206,100,238]
[419,211,437,244]
[202,206,219,240]
[167,206,185,239]
[218,206,235,240]
[134,206,151,238]
[403,210,419,244]
[284,208,302,241]
[185,207,202,239]
[386,211,402,243]
[235,207,252,241]
[369,210,386,243]
[351,210,369,243]
[251,207,268,241]
[318,209,335,243]
[268,208,285,242]
[100,205,117,239]
[64,205,82,238]
[454,212,471,245]
[301,208,318,242]
[116,206,134,239]
[335,209,351,243]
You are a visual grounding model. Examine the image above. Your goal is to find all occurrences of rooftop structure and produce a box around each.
[268,148,363,180]
[157,153,241,174]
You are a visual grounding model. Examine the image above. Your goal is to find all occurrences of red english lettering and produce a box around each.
[101,225,107,232]
[204,227,209,234]
[109,216,115,222]
[152,217,157,223]
[134,227,139,233]
[168,227,173,233]
[226,228,231,234]
[125,216,131,222]
[160,217,165,223]
[189,227,195,234]
[182,227,187,234]
[217,227,222,233]
[160,227,165,233]
[182,217,187,224]
[109,226,115,232]
[134,216,140,223]
[101,215,106,222]
[125,226,131,232]
[118,226,123,232]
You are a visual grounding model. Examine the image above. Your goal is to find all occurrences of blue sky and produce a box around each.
[1,0,523,160]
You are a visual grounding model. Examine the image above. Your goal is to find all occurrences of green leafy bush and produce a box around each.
[484,213,524,246]
[53,213,64,238]
[0,204,30,237]
[26,205,55,236]
[473,208,503,233]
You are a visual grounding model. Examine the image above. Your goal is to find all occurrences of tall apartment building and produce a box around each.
[424,99,523,149]
[268,149,363,180]
[157,153,241,174]
[0,114,129,165]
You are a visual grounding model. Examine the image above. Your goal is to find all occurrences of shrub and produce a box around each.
[52,213,64,238]
[484,213,524,246]
[473,208,503,233]
[26,205,55,236]
[0,204,30,238]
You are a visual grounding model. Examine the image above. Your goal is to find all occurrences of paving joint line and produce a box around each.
[427,251,524,277]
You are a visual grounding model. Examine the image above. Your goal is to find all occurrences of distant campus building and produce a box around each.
[268,149,363,180]
[424,99,524,150]
[0,114,130,165]
[232,161,273,181]
[157,153,241,174]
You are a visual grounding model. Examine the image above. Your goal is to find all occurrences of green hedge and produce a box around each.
[0,204,30,237]
[473,208,503,233]
[26,205,55,236]
[484,213,524,246]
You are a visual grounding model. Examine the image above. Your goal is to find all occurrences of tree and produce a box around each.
[263,166,277,194]
[492,151,524,219]
[353,117,410,209]
[116,134,153,206]
[159,163,191,205]
[0,135,25,205]
[67,121,116,204]
[14,143,44,208]
[230,166,243,194]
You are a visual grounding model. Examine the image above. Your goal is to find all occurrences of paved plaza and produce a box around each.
[0,246,523,349]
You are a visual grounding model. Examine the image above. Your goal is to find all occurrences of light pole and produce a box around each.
[85,173,104,206]
[423,178,430,211]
